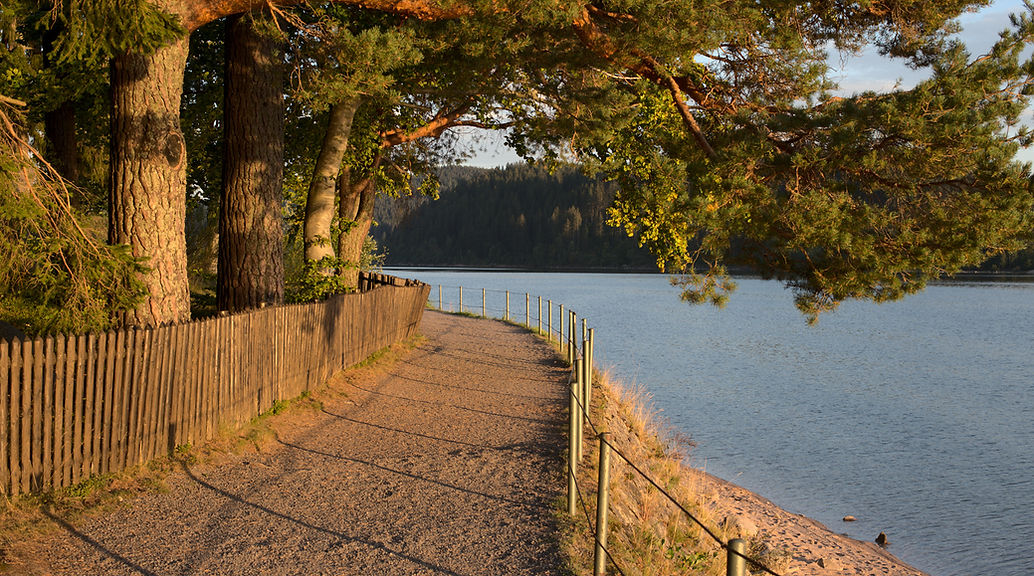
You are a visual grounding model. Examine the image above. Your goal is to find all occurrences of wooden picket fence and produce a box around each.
[0,273,430,497]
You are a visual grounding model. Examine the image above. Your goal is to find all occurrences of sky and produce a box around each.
[460,0,1034,167]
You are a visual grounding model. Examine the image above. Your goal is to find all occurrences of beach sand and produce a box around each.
[686,456,929,576]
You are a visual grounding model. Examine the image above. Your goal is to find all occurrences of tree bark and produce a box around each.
[303,98,359,267]
[217,14,285,312]
[109,37,191,327]
[336,165,377,289]
[44,100,81,187]
[163,0,467,32]
[42,22,81,190]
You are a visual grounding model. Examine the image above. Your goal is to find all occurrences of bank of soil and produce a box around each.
[687,467,929,576]
[4,311,569,575]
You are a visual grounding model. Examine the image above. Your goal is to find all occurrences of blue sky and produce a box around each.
[461,0,1034,167]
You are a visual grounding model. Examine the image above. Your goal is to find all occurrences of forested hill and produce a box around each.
[373,164,657,270]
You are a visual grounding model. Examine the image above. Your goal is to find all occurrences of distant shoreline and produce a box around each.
[387,265,1034,282]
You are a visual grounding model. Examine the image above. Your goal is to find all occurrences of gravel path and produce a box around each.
[31,311,570,575]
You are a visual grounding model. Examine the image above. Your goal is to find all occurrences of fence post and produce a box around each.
[587,328,595,407]
[438,285,442,310]
[526,293,530,327]
[575,358,584,462]
[582,339,590,422]
[482,288,486,318]
[568,373,578,517]
[582,317,587,344]
[505,291,510,321]
[459,286,463,313]
[568,311,577,366]
[537,296,542,334]
[548,300,553,341]
[727,538,747,576]
[594,432,613,576]
[559,305,564,354]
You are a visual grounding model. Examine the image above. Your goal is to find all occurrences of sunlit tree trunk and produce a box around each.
[335,162,377,290]
[109,38,191,327]
[303,98,359,267]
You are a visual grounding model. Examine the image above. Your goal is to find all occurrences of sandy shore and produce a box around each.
[686,466,931,576]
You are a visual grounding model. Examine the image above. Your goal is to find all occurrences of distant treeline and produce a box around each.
[373,163,1034,273]
[373,164,657,270]
[976,248,1034,273]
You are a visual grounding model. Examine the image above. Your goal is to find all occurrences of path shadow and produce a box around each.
[42,509,160,576]
[319,408,557,459]
[181,464,472,576]
[275,439,546,510]
[347,383,557,425]
[427,348,565,371]
[386,369,559,401]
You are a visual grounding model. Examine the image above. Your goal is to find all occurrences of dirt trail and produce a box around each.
[23,311,570,576]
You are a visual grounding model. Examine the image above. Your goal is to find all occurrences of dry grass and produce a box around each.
[560,368,789,576]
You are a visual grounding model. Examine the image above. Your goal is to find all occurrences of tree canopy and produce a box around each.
[1,0,1033,329]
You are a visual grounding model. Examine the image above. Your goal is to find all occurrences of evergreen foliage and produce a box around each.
[0,103,146,335]
[374,164,656,269]
[500,0,1034,320]
[3,0,1034,325]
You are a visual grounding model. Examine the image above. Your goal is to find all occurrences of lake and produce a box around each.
[389,269,1034,576]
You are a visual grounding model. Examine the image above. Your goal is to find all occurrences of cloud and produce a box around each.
[829,0,1028,96]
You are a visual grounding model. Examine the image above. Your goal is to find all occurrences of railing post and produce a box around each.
[569,311,577,366]
[459,286,463,313]
[568,373,579,517]
[505,291,510,321]
[559,305,565,354]
[594,432,613,576]
[547,300,553,341]
[537,295,545,332]
[575,358,584,462]
[438,285,442,310]
[587,328,595,407]
[727,538,747,576]
[526,293,530,327]
[582,339,590,422]
[482,288,486,318]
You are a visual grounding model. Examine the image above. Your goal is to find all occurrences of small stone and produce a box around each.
[817,557,843,571]
[875,532,889,546]
[842,515,856,522]
[722,514,759,539]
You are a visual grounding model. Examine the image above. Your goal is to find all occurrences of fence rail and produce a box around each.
[0,273,429,497]
[427,283,781,576]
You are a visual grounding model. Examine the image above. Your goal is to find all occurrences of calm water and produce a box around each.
[390,269,1034,576]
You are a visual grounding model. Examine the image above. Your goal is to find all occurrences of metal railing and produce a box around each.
[428,284,784,576]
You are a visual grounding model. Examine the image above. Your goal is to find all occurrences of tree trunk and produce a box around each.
[109,37,191,327]
[42,23,81,191]
[335,165,376,290]
[217,14,285,312]
[303,99,359,267]
[44,101,81,187]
